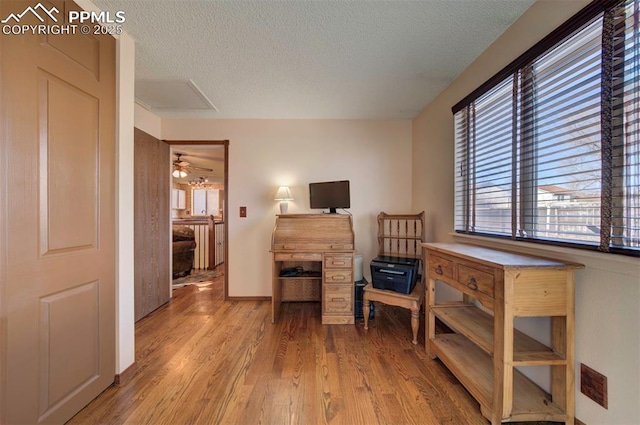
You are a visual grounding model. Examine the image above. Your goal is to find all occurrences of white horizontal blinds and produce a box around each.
[472,78,514,235]
[520,17,603,245]
[454,109,470,231]
[614,0,640,249]
[454,83,515,235]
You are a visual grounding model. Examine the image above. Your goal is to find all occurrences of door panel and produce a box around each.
[0,1,116,423]
[134,128,171,322]
[39,281,100,416]
[39,70,99,255]
[41,0,100,80]
[42,29,101,79]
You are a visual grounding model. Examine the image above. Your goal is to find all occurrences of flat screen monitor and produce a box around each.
[309,180,350,213]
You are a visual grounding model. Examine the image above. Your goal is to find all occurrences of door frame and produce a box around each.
[167,140,229,300]
[0,25,7,423]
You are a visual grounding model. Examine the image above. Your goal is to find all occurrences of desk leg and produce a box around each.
[272,259,282,323]
[363,296,371,330]
[410,307,419,345]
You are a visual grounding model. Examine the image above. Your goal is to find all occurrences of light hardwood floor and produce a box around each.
[69,275,490,424]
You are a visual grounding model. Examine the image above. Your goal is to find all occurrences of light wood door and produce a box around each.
[0,1,116,423]
[134,128,171,321]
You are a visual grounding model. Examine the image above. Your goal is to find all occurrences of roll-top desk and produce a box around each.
[271,214,355,324]
[423,243,583,424]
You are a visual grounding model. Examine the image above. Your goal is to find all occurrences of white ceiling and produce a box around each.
[93,0,536,119]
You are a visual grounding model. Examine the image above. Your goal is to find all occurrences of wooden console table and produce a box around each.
[423,243,583,424]
[271,214,355,324]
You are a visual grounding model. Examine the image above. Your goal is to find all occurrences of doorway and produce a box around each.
[168,141,229,300]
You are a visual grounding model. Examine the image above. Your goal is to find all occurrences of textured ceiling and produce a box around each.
[93,0,536,119]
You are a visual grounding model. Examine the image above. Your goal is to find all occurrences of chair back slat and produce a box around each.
[377,211,425,260]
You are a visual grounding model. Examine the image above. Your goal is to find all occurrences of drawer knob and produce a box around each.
[435,265,443,275]
[333,261,346,266]
[332,275,346,280]
[467,277,478,291]
[331,297,345,301]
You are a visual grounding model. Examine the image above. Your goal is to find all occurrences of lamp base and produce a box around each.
[279,202,289,214]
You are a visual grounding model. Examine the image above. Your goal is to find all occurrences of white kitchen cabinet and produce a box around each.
[171,189,186,210]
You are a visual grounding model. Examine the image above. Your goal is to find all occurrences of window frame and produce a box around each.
[452,0,639,257]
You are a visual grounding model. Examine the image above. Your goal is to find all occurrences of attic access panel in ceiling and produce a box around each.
[135,79,218,112]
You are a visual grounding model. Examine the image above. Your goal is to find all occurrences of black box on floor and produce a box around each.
[370,256,419,294]
[354,279,374,319]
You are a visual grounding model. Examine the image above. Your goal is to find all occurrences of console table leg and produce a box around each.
[363,297,371,330]
[410,308,419,345]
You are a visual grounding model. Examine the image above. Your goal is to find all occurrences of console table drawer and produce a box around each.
[324,269,352,283]
[324,254,353,269]
[457,264,495,299]
[274,252,322,262]
[323,285,353,313]
[428,254,454,280]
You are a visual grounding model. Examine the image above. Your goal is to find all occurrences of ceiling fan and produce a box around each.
[172,153,213,178]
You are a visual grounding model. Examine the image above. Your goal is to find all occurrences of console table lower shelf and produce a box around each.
[431,333,565,422]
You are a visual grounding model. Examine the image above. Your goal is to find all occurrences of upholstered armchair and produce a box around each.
[172,226,196,278]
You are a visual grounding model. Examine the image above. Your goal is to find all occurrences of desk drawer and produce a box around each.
[457,264,495,299]
[323,285,353,314]
[428,254,454,279]
[274,252,322,262]
[324,269,352,284]
[324,254,353,269]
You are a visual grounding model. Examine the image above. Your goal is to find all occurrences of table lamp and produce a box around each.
[274,186,293,214]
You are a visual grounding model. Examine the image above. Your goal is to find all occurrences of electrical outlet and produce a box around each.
[581,363,608,409]
[239,206,247,218]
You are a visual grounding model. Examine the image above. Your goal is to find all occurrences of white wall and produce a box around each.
[161,119,413,297]
[76,0,137,376]
[134,104,162,139]
[412,0,640,423]
[114,33,136,375]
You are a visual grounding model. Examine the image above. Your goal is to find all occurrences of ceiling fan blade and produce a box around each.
[187,165,213,172]
[182,153,224,161]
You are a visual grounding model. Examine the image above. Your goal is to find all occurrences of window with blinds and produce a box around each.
[454,0,639,256]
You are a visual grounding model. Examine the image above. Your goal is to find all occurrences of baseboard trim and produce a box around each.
[114,362,138,386]
[226,296,270,301]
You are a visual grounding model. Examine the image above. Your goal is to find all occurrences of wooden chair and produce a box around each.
[363,211,425,345]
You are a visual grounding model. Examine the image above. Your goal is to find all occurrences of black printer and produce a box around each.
[370,255,420,294]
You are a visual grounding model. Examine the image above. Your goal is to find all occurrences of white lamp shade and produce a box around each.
[274,186,293,201]
[173,168,188,178]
